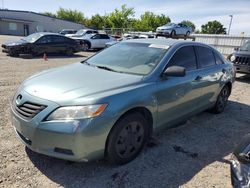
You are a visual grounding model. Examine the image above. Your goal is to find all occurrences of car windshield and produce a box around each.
[164,23,175,26]
[83,42,169,75]
[75,29,86,35]
[240,42,250,51]
[22,33,43,43]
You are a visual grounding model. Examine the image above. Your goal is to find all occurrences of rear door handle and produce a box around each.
[194,75,202,81]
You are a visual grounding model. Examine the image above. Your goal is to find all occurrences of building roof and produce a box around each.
[0,17,34,23]
[0,9,85,26]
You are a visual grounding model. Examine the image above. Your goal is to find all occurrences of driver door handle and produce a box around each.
[194,75,202,81]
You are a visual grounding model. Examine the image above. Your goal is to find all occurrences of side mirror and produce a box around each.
[234,47,239,51]
[163,66,186,77]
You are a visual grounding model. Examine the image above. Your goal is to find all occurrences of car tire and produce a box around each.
[82,42,90,51]
[185,31,190,36]
[210,85,230,114]
[106,112,149,165]
[65,48,74,56]
[171,30,176,36]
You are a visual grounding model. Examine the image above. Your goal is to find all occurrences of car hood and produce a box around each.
[157,26,174,30]
[233,50,250,57]
[4,39,29,46]
[22,63,143,103]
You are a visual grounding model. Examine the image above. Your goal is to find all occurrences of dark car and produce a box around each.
[228,40,250,74]
[1,32,82,57]
[231,134,250,187]
[59,29,77,35]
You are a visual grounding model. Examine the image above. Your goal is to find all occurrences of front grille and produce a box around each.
[15,102,47,119]
[235,56,250,66]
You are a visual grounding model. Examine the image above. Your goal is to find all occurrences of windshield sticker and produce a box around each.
[149,44,169,49]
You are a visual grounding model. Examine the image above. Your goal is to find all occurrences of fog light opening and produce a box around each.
[54,147,74,155]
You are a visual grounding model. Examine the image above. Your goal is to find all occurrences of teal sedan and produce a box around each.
[11,39,235,164]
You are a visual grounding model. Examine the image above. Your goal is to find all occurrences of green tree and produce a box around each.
[201,20,226,34]
[56,8,85,24]
[106,4,135,28]
[85,14,105,29]
[42,12,57,18]
[181,20,196,31]
[135,11,170,31]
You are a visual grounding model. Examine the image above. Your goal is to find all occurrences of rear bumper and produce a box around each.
[234,64,250,74]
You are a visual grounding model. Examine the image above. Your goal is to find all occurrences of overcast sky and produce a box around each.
[2,0,250,34]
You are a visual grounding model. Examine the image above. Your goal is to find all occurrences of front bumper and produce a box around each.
[156,31,171,36]
[234,64,250,74]
[11,91,114,162]
[1,44,9,53]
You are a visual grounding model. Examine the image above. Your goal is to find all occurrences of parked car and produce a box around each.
[156,23,192,37]
[11,39,235,164]
[228,40,250,74]
[66,29,98,38]
[80,33,116,50]
[231,134,250,188]
[1,32,82,57]
[59,29,77,35]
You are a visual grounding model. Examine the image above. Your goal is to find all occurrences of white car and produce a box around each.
[81,34,116,50]
[66,29,98,38]
[156,23,192,37]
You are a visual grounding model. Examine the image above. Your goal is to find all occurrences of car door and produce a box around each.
[90,34,101,48]
[155,45,205,129]
[194,45,223,107]
[175,24,182,35]
[99,34,111,48]
[34,35,53,54]
[51,35,69,53]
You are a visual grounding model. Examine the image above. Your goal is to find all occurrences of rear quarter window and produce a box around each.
[213,52,224,64]
[196,46,216,68]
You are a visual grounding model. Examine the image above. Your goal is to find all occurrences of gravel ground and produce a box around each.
[0,35,250,188]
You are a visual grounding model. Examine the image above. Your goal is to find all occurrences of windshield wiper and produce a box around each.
[96,65,117,72]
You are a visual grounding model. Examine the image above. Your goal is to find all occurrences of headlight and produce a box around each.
[46,104,107,121]
[230,55,236,62]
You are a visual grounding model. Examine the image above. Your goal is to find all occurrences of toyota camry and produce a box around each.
[11,39,235,164]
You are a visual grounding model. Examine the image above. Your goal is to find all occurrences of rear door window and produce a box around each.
[100,34,110,39]
[52,36,67,43]
[196,46,216,68]
[167,46,197,71]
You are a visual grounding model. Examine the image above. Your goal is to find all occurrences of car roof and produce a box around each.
[124,38,189,46]
[35,32,65,36]
[123,38,213,49]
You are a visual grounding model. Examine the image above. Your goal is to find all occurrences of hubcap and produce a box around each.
[83,44,88,51]
[217,87,229,111]
[115,121,144,159]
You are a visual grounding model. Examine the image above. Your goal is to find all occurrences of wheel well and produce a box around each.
[225,82,232,95]
[84,40,91,48]
[104,107,154,156]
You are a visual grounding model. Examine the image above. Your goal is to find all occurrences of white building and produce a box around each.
[0,9,86,36]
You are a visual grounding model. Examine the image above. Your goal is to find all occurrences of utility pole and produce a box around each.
[228,15,233,35]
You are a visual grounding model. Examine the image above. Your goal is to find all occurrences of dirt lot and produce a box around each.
[0,35,250,188]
